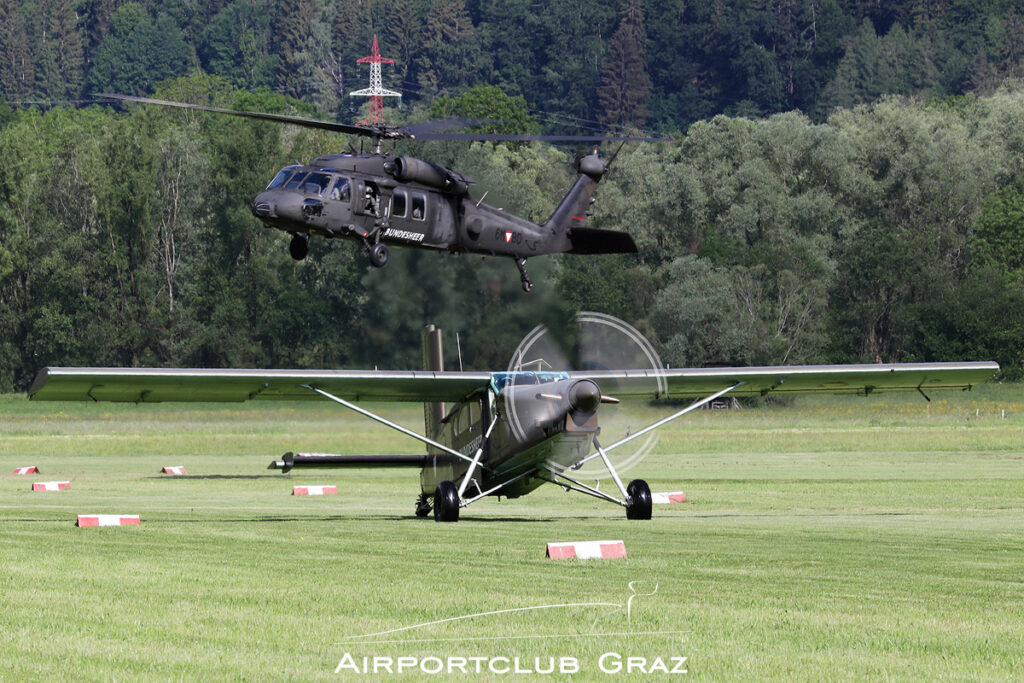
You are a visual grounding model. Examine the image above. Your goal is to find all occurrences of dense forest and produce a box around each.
[3,1,1024,391]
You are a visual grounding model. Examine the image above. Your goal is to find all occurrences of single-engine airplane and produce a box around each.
[101,93,659,292]
[28,324,998,522]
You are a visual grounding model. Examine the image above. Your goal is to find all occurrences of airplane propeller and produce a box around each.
[505,312,666,478]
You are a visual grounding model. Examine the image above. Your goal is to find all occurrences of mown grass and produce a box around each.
[1,386,1022,681]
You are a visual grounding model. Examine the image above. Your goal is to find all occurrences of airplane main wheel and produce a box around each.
[369,242,389,268]
[626,479,652,520]
[433,480,460,522]
[289,234,309,260]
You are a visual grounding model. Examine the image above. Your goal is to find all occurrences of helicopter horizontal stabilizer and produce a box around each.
[567,228,638,255]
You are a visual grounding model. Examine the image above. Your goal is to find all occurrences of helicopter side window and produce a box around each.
[284,172,308,190]
[411,193,426,221]
[302,172,331,195]
[266,168,296,190]
[391,189,407,218]
[329,177,351,202]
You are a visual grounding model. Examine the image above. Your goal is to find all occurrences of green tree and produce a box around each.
[34,0,84,98]
[85,3,195,95]
[0,0,33,98]
[595,0,651,130]
[273,0,315,99]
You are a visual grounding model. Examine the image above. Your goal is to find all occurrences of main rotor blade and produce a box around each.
[410,132,670,142]
[97,93,400,139]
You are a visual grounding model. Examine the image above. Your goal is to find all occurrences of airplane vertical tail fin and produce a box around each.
[421,324,445,450]
[542,150,637,254]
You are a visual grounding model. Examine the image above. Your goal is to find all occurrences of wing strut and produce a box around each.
[457,415,499,499]
[571,382,745,470]
[302,384,487,469]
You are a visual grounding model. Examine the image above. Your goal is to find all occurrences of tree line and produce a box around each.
[1,74,1023,391]
[6,1,1024,134]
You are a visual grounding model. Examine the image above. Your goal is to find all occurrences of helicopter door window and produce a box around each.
[284,172,308,190]
[361,182,381,216]
[329,177,351,202]
[391,189,407,218]
[302,172,331,195]
[411,193,426,221]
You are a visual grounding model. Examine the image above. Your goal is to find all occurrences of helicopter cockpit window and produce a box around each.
[411,193,426,221]
[391,189,407,218]
[329,177,351,202]
[266,168,297,190]
[284,172,309,190]
[302,172,332,195]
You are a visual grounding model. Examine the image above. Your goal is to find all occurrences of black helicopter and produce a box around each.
[102,94,660,291]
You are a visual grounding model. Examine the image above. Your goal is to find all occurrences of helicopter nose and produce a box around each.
[251,192,276,218]
[568,379,602,415]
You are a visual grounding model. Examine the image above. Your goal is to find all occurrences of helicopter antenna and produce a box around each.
[350,35,401,126]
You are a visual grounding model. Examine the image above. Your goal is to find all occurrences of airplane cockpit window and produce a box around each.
[267,167,299,189]
[302,172,332,195]
[329,177,351,202]
[411,193,426,221]
[284,172,309,190]
[392,189,407,218]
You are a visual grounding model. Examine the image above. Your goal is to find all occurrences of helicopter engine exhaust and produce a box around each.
[384,156,469,195]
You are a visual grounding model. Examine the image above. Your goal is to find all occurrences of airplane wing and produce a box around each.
[573,361,1000,399]
[28,367,492,403]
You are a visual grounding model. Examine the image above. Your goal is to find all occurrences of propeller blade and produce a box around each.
[97,93,402,139]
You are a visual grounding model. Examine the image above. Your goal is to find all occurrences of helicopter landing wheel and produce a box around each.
[289,234,309,261]
[433,480,460,522]
[369,242,389,268]
[626,479,652,520]
[515,257,534,293]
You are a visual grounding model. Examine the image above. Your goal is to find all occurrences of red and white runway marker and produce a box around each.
[546,540,627,560]
[76,514,140,527]
[292,485,338,496]
[652,491,686,504]
[32,481,70,492]
[161,466,187,475]
[13,466,39,475]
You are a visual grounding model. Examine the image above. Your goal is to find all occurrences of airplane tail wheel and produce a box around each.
[289,234,309,260]
[369,242,389,268]
[626,479,652,520]
[433,480,460,522]
[414,493,432,518]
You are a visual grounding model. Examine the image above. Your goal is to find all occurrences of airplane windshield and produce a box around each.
[490,372,571,393]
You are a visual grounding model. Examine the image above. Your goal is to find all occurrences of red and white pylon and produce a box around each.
[350,35,401,125]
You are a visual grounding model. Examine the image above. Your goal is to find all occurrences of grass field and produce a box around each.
[2,387,1023,680]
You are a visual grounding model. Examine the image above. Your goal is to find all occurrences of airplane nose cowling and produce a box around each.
[568,379,601,415]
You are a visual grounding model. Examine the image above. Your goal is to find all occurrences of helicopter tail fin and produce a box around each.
[544,150,636,254]
[421,325,445,448]
[542,150,607,235]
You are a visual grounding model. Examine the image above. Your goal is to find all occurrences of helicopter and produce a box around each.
[101,94,661,292]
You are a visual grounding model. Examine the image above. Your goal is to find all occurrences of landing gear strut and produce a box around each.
[289,234,309,261]
[515,257,533,292]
